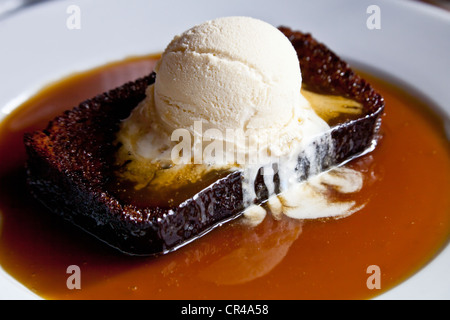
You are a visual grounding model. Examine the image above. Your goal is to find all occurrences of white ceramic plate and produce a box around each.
[0,0,449,300]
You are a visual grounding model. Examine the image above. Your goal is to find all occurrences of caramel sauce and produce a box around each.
[110,166,233,208]
[0,55,449,299]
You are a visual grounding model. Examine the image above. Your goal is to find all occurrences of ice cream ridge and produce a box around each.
[116,16,367,222]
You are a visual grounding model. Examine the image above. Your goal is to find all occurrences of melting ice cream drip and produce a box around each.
[243,165,366,225]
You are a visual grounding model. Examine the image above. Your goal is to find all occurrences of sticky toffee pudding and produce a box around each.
[0,53,448,299]
[0,19,449,299]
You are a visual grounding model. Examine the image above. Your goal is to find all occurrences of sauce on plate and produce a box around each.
[0,55,448,299]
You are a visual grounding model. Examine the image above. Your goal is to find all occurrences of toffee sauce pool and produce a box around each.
[0,55,449,299]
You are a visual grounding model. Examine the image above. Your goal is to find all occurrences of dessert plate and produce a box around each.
[0,0,449,299]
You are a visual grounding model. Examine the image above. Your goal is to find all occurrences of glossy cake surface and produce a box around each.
[24,28,385,255]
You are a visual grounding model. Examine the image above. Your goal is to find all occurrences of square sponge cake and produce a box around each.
[24,27,384,256]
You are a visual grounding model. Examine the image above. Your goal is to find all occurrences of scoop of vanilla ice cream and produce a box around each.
[119,16,329,166]
[153,16,328,159]
[155,16,302,133]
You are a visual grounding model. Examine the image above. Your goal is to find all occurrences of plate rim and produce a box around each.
[0,0,449,300]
